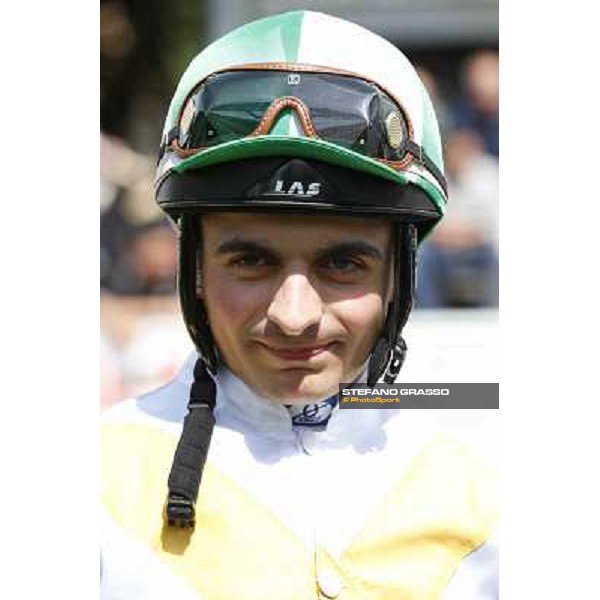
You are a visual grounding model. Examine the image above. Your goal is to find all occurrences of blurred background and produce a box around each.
[100,0,499,410]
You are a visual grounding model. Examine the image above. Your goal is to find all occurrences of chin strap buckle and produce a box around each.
[165,493,196,529]
[383,338,407,384]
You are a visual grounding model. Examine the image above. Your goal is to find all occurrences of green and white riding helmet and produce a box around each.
[154,10,448,386]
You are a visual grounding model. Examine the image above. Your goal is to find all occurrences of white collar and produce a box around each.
[176,354,398,451]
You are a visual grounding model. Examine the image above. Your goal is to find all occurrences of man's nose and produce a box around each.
[266,271,323,336]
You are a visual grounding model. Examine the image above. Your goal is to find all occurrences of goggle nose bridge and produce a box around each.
[248,95,318,139]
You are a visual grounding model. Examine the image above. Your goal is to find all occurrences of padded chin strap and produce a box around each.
[165,358,216,528]
[164,216,224,529]
[164,218,219,529]
[367,223,417,386]
[178,217,219,373]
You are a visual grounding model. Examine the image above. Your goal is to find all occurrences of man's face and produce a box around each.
[200,212,392,402]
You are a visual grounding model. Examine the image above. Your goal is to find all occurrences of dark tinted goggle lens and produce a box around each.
[177,70,409,160]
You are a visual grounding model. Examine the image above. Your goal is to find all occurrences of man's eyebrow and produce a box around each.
[215,239,276,256]
[315,241,384,261]
[214,238,384,260]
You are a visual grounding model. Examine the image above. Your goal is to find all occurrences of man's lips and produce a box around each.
[254,341,338,360]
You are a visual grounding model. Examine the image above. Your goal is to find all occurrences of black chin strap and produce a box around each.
[178,216,219,372]
[367,223,417,386]
[165,358,216,528]
[164,217,219,529]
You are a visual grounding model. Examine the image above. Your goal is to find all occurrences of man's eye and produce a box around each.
[229,254,271,268]
[322,256,365,274]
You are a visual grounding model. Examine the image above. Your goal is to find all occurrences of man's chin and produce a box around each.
[258,367,342,404]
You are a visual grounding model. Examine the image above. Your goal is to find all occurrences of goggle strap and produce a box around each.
[170,139,207,158]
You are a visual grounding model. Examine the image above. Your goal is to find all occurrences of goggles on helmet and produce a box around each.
[164,67,447,195]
